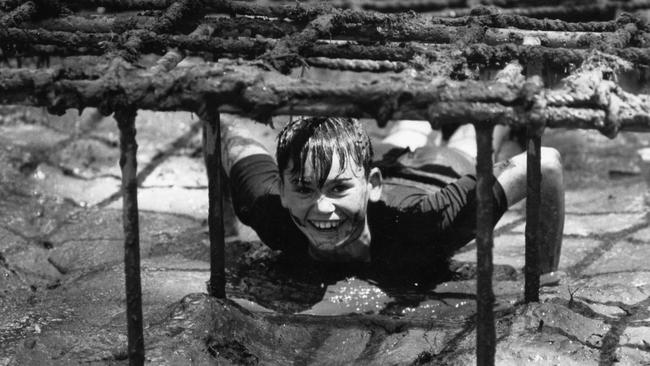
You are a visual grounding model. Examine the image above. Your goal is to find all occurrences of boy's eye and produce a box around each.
[331,184,350,193]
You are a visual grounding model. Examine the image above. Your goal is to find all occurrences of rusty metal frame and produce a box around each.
[199,102,226,299]
[2,1,650,365]
[475,123,496,365]
[115,107,145,365]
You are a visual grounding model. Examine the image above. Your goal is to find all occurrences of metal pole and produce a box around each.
[115,108,144,366]
[475,123,496,366]
[200,102,226,298]
[524,131,542,302]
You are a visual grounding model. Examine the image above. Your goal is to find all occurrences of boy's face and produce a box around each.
[280,152,382,255]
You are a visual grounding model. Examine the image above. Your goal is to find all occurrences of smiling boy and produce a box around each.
[222,116,564,276]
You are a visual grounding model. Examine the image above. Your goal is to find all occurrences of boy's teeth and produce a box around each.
[311,220,340,229]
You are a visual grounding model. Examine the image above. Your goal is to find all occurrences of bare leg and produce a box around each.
[380,120,437,150]
[446,124,477,159]
[384,122,564,273]
[381,121,517,160]
[539,152,565,273]
[446,124,523,162]
[495,148,565,273]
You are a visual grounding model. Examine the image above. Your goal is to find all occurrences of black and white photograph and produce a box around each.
[1,0,650,364]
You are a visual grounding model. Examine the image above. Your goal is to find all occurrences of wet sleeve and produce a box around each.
[410,174,508,255]
[229,154,281,227]
[229,155,309,257]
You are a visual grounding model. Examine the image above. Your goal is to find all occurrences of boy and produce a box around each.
[221,116,564,278]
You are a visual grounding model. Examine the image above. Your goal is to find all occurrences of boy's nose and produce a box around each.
[315,195,335,213]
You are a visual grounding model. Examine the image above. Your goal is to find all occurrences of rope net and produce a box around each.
[0,0,649,136]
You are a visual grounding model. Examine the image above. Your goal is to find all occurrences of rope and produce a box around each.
[359,0,466,13]
[97,0,205,60]
[0,1,36,27]
[277,79,524,104]
[305,57,411,72]
[4,26,650,70]
[538,52,650,137]
[454,13,645,32]
[304,42,421,61]
[148,23,214,74]
[258,13,335,73]
[63,0,172,11]
[464,44,586,69]
[206,16,298,39]
[2,59,650,133]
[0,0,23,11]
[212,0,328,23]
[22,14,139,33]
[431,3,620,20]
[144,0,201,34]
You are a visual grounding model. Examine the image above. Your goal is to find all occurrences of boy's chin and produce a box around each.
[306,228,362,253]
[308,235,352,252]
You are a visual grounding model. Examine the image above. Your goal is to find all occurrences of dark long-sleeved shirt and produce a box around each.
[230,154,507,273]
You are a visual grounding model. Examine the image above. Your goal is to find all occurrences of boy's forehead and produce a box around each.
[283,152,364,182]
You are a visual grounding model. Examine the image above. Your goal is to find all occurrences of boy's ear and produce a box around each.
[367,167,382,202]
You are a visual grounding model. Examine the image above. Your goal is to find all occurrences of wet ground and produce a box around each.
[0,101,650,365]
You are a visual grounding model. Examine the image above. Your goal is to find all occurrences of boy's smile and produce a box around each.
[280,152,382,261]
[309,219,342,230]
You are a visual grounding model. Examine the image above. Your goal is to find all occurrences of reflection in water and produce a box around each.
[300,277,393,316]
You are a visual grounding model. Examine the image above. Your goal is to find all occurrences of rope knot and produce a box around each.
[594,83,623,138]
[527,93,547,136]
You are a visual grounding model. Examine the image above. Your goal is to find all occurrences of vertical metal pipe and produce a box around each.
[200,103,226,298]
[115,108,144,366]
[524,132,542,302]
[475,123,496,366]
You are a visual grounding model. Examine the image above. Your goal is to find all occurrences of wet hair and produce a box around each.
[276,117,373,187]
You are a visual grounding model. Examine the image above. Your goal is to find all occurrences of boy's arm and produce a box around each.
[220,119,272,177]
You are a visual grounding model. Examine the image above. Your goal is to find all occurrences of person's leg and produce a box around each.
[446,124,477,159]
[383,121,564,273]
[380,120,437,151]
[494,126,526,162]
[446,124,522,162]
[494,147,565,273]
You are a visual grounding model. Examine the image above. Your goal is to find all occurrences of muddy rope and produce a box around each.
[0,0,35,26]
[305,57,411,72]
[432,13,647,32]
[2,56,649,135]
[356,0,466,13]
[16,6,648,37]
[432,3,620,20]
[4,28,650,71]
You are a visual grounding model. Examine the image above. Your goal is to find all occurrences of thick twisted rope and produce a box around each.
[305,57,411,72]
[431,3,619,19]
[540,52,650,136]
[1,57,649,134]
[430,12,647,32]
[5,26,650,71]
[0,0,35,27]
[356,0,466,12]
